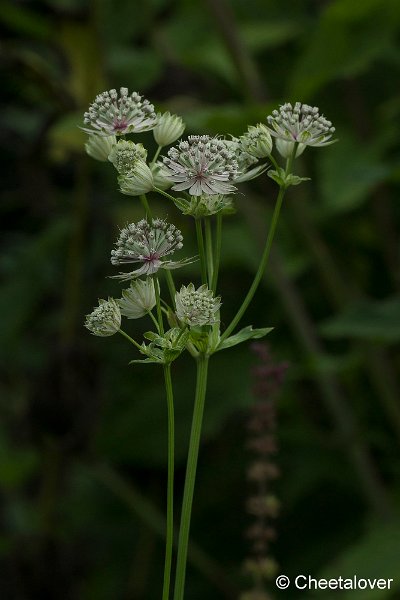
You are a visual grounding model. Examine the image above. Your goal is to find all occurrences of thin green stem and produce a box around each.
[154,278,164,335]
[211,213,222,293]
[162,363,175,600]
[118,329,143,352]
[165,270,176,304]
[154,187,177,203]
[195,219,207,285]
[220,185,286,342]
[147,309,160,332]
[151,145,163,166]
[140,194,153,219]
[174,354,209,600]
[204,217,214,288]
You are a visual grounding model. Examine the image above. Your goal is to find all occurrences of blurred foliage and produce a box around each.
[1,0,400,598]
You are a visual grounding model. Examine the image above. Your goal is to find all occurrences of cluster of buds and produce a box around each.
[85,298,121,337]
[242,343,288,600]
[266,102,336,148]
[175,283,221,327]
[240,124,273,159]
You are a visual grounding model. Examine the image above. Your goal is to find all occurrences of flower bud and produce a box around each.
[85,298,121,336]
[240,124,273,158]
[108,140,147,175]
[175,283,221,327]
[153,112,185,147]
[118,160,154,196]
[151,161,173,190]
[275,139,305,159]
[85,134,116,161]
[118,279,156,319]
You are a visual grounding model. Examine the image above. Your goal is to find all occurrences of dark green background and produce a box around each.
[2,0,400,598]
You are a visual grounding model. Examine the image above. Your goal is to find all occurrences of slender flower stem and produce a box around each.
[140,194,153,219]
[204,217,214,288]
[211,213,222,293]
[165,271,176,304]
[118,328,143,351]
[220,148,297,343]
[147,309,160,332]
[154,187,177,203]
[154,277,165,335]
[195,219,208,285]
[151,145,163,166]
[174,354,209,600]
[220,185,286,343]
[162,363,175,600]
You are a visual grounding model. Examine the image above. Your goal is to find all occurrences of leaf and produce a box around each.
[319,296,400,343]
[319,518,400,599]
[216,326,273,352]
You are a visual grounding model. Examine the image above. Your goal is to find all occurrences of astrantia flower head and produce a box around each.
[153,112,185,147]
[108,140,147,175]
[111,218,192,279]
[83,88,157,136]
[162,135,239,196]
[240,123,273,158]
[266,102,335,147]
[118,279,156,319]
[85,134,116,161]
[175,283,221,327]
[85,298,121,336]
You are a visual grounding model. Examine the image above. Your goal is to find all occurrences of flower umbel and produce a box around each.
[83,88,157,136]
[85,298,121,336]
[118,279,156,319]
[266,102,335,147]
[163,135,239,196]
[109,140,147,175]
[175,283,221,327]
[111,218,191,279]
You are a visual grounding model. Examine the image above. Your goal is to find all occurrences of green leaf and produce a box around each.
[216,326,273,352]
[268,168,310,188]
[320,296,400,343]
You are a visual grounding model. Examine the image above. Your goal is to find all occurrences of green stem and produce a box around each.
[118,329,143,352]
[140,194,153,219]
[154,187,177,203]
[204,217,214,288]
[174,354,209,600]
[195,219,207,285]
[151,145,163,167]
[162,363,175,600]
[154,278,164,335]
[211,213,222,293]
[220,184,286,342]
[165,270,176,304]
[147,309,160,332]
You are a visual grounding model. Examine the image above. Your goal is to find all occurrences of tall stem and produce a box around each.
[162,363,175,600]
[174,354,209,600]
[154,277,164,335]
[204,217,214,288]
[195,219,208,285]
[211,213,222,293]
[140,194,153,219]
[220,184,286,342]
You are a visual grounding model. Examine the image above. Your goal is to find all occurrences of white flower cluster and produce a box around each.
[85,298,121,336]
[266,102,335,147]
[83,88,157,136]
[163,135,239,196]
